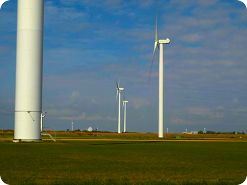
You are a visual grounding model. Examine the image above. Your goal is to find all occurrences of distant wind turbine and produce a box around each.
[71,120,74,131]
[151,17,171,138]
[116,82,124,134]
[123,100,128,133]
[40,112,46,132]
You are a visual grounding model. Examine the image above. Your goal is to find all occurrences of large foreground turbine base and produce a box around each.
[14,0,44,141]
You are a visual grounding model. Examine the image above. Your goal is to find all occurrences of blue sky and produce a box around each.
[0,0,247,133]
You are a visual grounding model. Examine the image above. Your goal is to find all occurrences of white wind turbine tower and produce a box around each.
[123,100,128,133]
[152,18,171,138]
[71,120,74,131]
[14,0,44,142]
[116,82,124,134]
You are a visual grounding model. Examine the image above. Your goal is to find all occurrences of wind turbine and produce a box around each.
[152,18,171,138]
[123,100,128,133]
[116,82,124,134]
[71,120,74,131]
[40,112,46,132]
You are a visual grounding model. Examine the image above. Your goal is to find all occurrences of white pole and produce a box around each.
[71,121,74,131]
[118,92,121,133]
[40,113,43,132]
[40,112,46,132]
[14,0,44,142]
[123,102,127,133]
[159,43,164,138]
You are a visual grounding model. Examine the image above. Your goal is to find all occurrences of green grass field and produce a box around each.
[0,132,246,185]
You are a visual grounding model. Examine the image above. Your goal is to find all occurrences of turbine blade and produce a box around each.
[116,90,119,102]
[148,16,159,82]
[153,41,158,57]
[123,92,126,102]
[155,16,158,42]
[148,41,158,82]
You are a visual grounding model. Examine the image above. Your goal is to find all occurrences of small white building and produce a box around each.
[87,127,93,132]
[183,131,198,135]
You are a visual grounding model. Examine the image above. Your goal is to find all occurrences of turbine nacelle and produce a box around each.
[159,38,171,44]
[122,100,128,106]
[116,87,124,94]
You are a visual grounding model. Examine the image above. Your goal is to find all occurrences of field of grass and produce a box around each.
[1,130,247,141]
[0,133,246,185]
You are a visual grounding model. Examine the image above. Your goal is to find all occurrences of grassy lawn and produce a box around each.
[0,139,246,185]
